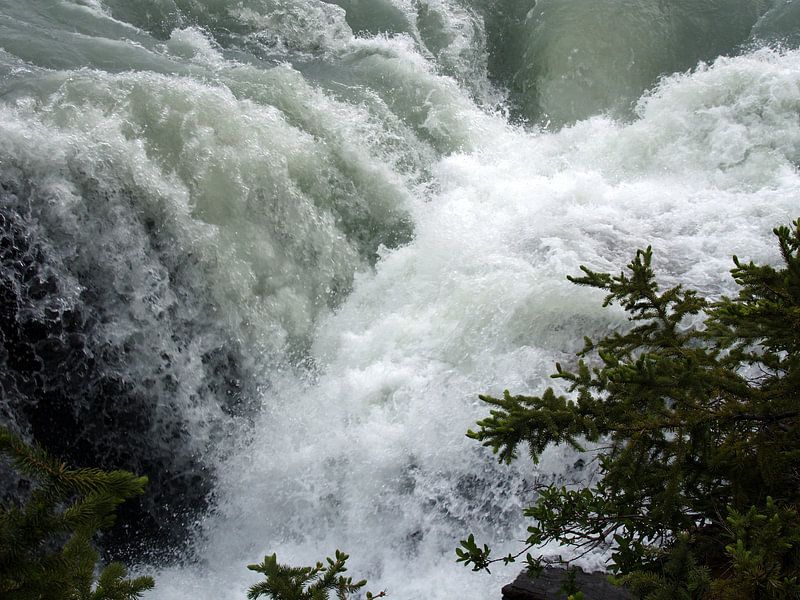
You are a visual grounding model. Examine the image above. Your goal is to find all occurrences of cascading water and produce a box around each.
[1,0,799,597]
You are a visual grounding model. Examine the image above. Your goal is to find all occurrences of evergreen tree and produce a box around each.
[457,220,800,598]
[247,550,384,600]
[0,426,154,599]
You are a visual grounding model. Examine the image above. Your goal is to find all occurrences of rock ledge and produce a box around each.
[502,567,633,600]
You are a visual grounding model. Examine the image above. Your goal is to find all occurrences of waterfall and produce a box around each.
[1,0,798,596]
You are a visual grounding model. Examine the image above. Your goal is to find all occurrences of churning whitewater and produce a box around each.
[1,0,799,598]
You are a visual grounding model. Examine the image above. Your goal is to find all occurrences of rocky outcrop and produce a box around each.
[502,567,633,600]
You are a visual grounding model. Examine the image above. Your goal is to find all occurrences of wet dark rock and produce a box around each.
[502,567,633,600]
[0,182,256,563]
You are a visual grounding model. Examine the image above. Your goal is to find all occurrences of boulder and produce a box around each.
[502,567,633,600]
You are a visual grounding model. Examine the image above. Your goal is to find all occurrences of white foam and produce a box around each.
[2,3,799,598]
[150,49,800,600]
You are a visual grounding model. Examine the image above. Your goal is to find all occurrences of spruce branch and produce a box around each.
[0,426,153,599]
[248,551,374,600]
[460,219,800,598]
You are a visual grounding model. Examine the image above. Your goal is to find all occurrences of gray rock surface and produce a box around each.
[501,567,633,600]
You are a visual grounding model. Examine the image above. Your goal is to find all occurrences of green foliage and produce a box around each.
[247,550,383,600]
[712,497,800,599]
[459,220,800,598]
[560,566,584,600]
[0,427,154,599]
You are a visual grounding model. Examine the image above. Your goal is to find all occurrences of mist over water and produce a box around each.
[1,0,799,597]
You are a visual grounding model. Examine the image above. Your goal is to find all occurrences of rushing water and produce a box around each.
[1,0,799,598]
